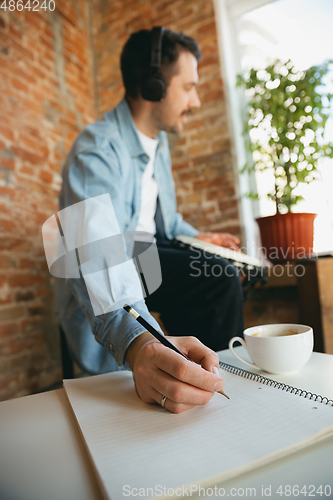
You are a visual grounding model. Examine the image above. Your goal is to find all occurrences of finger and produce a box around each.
[171,337,223,383]
[230,235,240,244]
[221,236,240,251]
[223,233,240,243]
[164,399,197,414]
[228,242,241,252]
[150,387,197,413]
[170,336,220,371]
[151,367,216,406]
[153,339,224,393]
[133,374,158,404]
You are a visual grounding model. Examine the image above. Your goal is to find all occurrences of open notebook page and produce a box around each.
[63,369,333,500]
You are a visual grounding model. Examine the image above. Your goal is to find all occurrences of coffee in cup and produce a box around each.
[229,324,313,374]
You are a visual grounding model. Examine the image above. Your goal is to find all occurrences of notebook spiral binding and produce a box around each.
[219,361,333,406]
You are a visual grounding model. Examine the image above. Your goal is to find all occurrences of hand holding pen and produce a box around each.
[124,305,227,414]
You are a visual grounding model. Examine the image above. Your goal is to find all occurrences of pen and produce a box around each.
[123,304,229,399]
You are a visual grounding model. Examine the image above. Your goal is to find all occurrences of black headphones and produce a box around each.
[141,27,167,102]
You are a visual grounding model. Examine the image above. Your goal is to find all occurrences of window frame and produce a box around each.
[213,0,276,256]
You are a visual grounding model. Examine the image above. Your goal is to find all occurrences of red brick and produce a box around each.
[8,274,44,287]
[28,304,47,316]
[198,55,219,69]
[192,151,229,168]
[15,177,51,196]
[11,146,44,165]
[198,21,217,35]
[0,321,22,338]
[176,137,187,147]
[13,68,37,86]
[39,170,53,183]
[0,255,17,269]
[0,334,45,356]
[197,32,217,47]
[19,165,34,176]
[0,292,12,305]
[190,127,224,143]
[0,156,15,171]
[9,37,35,62]
[178,170,200,182]
[193,177,229,190]
[11,78,27,92]
[211,138,231,153]
[206,187,236,201]
[0,186,15,199]
[172,161,190,172]
[186,193,203,203]
[20,317,40,334]
[0,276,7,288]
[15,290,35,302]
[0,238,31,252]
[0,202,8,213]
[19,134,40,150]
[0,124,14,142]
[36,288,53,298]
[0,219,17,232]
[0,305,26,321]
[19,258,37,269]
[185,118,205,131]
[189,143,208,156]
[201,89,224,104]
[218,199,237,212]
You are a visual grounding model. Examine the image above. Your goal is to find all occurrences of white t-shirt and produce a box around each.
[135,129,159,241]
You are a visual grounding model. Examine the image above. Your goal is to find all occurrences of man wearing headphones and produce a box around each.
[58,28,244,413]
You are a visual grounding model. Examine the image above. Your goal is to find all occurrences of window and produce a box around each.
[215,0,333,254]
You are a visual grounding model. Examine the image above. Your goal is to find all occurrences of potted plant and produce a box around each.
[238,59,333,261]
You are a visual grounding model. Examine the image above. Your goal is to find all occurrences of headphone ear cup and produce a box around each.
[141,74,167,102]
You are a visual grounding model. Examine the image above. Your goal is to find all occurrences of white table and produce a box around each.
[1,348,332,500]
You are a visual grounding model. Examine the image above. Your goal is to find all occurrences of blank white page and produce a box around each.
[63,369,333,500]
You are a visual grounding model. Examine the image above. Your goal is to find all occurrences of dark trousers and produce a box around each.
[144,240,244,352]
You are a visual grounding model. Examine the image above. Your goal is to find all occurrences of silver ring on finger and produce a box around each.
[160,395,167,408]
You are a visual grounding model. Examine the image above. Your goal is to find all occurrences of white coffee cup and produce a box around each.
[229,324,313,374]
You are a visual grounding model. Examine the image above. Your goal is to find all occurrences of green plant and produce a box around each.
[237,59,333,213]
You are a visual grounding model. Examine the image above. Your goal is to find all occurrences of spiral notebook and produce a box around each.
[63,361,333,500]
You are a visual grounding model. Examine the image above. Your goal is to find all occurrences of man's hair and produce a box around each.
[120,28,201,99]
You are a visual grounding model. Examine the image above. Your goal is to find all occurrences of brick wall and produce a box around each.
[0,0,243,401]
[0,1,96,400]
[91,0,241,235]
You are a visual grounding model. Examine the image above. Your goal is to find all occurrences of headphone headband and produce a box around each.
[140,26,166,102]
[150,26,165,69]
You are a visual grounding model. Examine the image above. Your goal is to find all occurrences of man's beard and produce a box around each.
[161,109,193,134]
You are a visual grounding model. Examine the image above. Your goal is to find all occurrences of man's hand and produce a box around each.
[126,332,224,414]
[197,231,241,252]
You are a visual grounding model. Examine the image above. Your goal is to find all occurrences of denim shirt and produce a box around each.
[57,99,198,373]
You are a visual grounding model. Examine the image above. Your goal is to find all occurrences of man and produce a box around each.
[58,28,244,413]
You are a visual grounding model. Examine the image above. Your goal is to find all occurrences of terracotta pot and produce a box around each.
[256,213,317,262]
